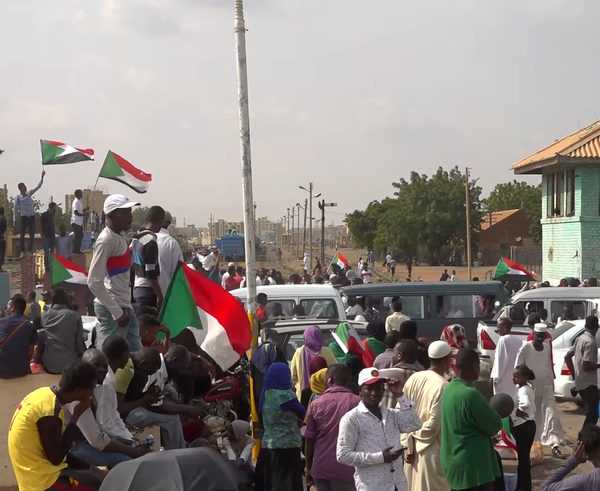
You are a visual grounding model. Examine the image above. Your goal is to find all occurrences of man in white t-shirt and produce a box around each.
[71,189,86,254]
[361,264,373,284]
[157,212,183,297]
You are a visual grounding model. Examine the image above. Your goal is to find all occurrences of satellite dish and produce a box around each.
[516,236,522,242]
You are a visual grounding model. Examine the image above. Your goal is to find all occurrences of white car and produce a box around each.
[476,320,530,362]
[553,325,600,398]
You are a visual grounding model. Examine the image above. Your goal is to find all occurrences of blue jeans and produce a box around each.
[133,286,157,308]
[70,441,131,469]
[43,235,55,271]
[94,303,142,351]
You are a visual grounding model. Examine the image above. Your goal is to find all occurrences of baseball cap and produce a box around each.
[103,194,140,214]
[358,368,384,386]
[428,340,452,359]
[228,262,235,267]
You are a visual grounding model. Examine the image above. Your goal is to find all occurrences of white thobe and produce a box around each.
[490,334,523,399]
[515,342,566,447]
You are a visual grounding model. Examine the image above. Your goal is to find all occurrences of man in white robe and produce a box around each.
[401,341,452,491]
[490,318,524,399]
[515,324,566,458]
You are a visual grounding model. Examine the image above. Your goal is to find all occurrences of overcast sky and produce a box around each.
[1,0,598,227]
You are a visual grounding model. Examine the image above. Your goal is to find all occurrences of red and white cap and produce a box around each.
[358,368,385,386]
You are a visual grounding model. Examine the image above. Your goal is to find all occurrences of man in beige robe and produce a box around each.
[401,341,453,491]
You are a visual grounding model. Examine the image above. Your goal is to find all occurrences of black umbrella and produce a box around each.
[99,448,247,491]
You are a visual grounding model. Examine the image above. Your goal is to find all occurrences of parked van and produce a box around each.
[477,287,600,360]
[340,281,509,342]
[230,284,346,321]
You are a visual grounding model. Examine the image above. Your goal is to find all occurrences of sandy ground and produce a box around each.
[0,402,590,491]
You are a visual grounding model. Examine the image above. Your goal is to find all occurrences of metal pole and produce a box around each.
[291,208,295,254]
[296,203,301,258]
[319,200,325,266]
[234,0,260,454]
[302,198,308,258]
[465,167,472,281]
[309,182,313,271]
[287,208,290,251]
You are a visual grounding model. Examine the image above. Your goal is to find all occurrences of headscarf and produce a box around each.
[309,356,328,376]
[305,368,328,418]
[251,343,278,375]
[227,420,252,456]
[302,326,324,389]
[440,324,469,380]
[259,362,292,414]
[441,324,469,350]
[366,320,386,342]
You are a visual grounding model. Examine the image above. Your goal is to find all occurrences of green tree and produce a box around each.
[483,181,542,244]
[345,199,393,250]
[346,167,483,265]
[131,206,149,232]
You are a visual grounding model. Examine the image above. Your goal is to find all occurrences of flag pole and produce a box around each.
[234,0,260,458]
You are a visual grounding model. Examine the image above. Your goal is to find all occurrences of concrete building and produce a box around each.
[511,120,600,284]
[209,219,244,241]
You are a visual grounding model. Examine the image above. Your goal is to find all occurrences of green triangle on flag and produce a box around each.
[41,140,65,164]
[100,151,126,179]
[50,254,74,285]
[160,265,203,338]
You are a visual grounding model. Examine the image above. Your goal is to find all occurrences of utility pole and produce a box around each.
[465,167,472,281]
[318,200,337,265]
[296,203,301,258]
[290,206,296,255]
[233,0,258,340]
[286,208,290,250]
[302,198,308,257]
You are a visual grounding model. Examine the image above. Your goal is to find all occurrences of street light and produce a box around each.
[450,168,472,281]
[299,183,321,271]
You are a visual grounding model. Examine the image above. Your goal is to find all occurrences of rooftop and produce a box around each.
[480,209,521,231]
[511,120,600,174]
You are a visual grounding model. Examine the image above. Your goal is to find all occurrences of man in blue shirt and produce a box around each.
[0,295,37,379]
[14,170,45,256]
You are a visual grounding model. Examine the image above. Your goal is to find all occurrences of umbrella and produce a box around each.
[99,447,247,491]
[493,257,535,282]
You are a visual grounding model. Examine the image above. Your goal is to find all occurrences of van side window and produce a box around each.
[435,295,497,319]
[266,300,296,319]
[300,299,338,319]
[552,301,585,324]
[383,296,426,319]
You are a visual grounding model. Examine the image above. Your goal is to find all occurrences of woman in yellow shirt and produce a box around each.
[290,326,337,399]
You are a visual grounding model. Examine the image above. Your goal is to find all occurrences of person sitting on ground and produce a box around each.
[115,346,203,449]
[223,420,255,484]
[97,336,138,442]
[138,313,168,354]
[27,291,42,322]
[41,288,86,374]
[541,425,600,490]
[135,305,171,344]
[0,295,37,379]
[8,360,105,491]
[68,349,149,468]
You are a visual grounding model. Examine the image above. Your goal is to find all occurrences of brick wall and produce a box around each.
[541,165,600,284]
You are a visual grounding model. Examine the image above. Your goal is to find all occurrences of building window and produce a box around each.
[566,169,575,216]
[546,173,555,217]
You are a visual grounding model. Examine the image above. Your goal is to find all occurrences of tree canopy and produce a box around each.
[346,167,483,265]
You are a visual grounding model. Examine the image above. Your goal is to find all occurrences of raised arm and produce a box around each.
[29,172,45,196]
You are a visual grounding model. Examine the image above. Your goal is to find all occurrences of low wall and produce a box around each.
[0,374,61,487]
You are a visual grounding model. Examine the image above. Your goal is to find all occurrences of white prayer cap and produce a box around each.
[534,323,548,333]
[355,315,366,322]
[428,341,452,359]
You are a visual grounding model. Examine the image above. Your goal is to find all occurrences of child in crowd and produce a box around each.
[223,420,255,484]
[512,365,537,491]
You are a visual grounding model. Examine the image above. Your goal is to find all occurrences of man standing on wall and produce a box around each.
[40,202,57,274]
[14,170,45,257]
[71,189,86,255]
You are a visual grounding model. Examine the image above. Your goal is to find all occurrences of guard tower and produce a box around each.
[511,120,600,284]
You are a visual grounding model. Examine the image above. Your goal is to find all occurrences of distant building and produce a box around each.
[511,120,600,283]
[64,188,110,216]
[478,209,534,266]
[209,219,244,241]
